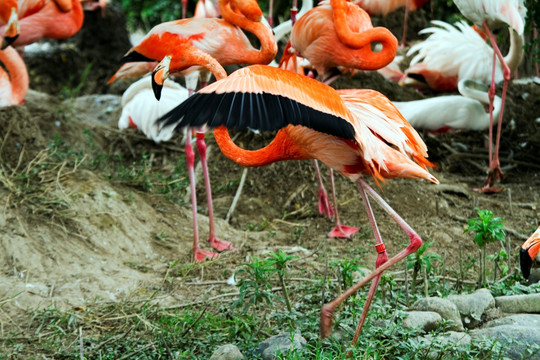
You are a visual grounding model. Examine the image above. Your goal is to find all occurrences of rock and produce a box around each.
[402,311,443,332]
[411,297,464,331]
[495,293,540,313]
[416,331,471,359]
[484,314,540,328]
[529,268,540,285]
[209,344,244,360]
[470,326,540,360]
[255,332,307,360]
[447,288,495,329]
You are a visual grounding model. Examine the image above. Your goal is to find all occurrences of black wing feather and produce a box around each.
[157,92,356,140]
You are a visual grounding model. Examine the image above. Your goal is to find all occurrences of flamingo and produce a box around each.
[0,45,28,106]
[154,63,438,345]
[0,0,19,49]
[394,79,502,132]
[453,0,527,192]
[352,0,429,46]
[282,0,398,237]
[520,226,540,281]
[117,0,277,262]
[0,0,84,47]
[287,0,398,83]
[403,20,524,92]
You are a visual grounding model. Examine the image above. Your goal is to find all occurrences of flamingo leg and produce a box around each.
[477,22,511,193]
[195,132,236,252]
[400,0,411,47]
[186,131,218,262]
[327,168,359,239]
[320,178,422,338]
[313,160,334,220]
[268,0,274,27]
[346,183,388,358]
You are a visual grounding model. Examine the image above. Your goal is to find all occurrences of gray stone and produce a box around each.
[484,314,540,328]
[209,344,244,360]
[471,326,540,360]
[416,331,472,359]
[447,288,495,329]
[495,293,540,313]
[402,311,443,332]
[255,332,307,360]
[411,297,464,331]
[529,268,540,285]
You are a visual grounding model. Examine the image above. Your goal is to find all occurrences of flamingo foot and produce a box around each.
[328,224,359,239]
[194,247,219,262]
[475,163,504,194]
[318,187,334,220]
[208,236,237,252]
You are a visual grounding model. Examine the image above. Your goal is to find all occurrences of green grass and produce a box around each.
[2,250,539,359]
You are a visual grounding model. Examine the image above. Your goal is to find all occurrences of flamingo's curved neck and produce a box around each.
[1,47,29,104]
[330,0,397,68]
[218,0,277,65]
[213,126,309,166]
[458,80,502,119]
[504,28,524,75]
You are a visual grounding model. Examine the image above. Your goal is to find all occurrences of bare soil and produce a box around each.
[1,4,539,334]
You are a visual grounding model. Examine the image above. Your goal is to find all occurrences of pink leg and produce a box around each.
[320,178,422,338]
[186,131,218,262]
[477,22,511,193]
[347,183,388,357]
[327,168,359,239]
[400,0,411,48]
[313,160,334,220]
[268,0,274,27]
[535,25,539,78]
[182,0,187,19]
[195,132,236,252]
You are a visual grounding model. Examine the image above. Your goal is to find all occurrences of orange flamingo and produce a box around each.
[155,63,437,344]
[0,45,28,106]
[453,0,527,192]
[520,226,540,281]
[287,0,397,83]
[0,0,19,49]
[353,0,429,46]
[0,0,83,47]
[282,0,398,238]
[118,0,277,262]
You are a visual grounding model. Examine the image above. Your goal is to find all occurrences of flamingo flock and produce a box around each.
[1,0,534,352]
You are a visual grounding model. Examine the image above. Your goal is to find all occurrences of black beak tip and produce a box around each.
[152,77,163,101]
[1,34,19,50]
[520,248,532,280]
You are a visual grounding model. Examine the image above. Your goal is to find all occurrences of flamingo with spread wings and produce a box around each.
[153,63,438,346]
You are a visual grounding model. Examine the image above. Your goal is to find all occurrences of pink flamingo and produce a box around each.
[453,0,527,192]
[0,45,28,106]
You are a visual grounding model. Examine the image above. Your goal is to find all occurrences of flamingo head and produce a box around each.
[152,55,172,100]
[520,227,540,280]
[1,8,19,50]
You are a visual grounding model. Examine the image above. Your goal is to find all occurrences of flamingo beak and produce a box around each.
[1,8,19,49]
[152,55,171,100]
[520,226,540,280]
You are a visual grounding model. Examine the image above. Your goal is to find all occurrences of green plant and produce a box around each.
[464,209,506,288]
[266,250,299,313]
[406,240,442,296]
[233,256,277,314]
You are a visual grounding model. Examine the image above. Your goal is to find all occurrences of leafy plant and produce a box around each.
[233,256,277,314]
[464,209,506,288]
[407,240,442,296]
[266,250,299,313]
